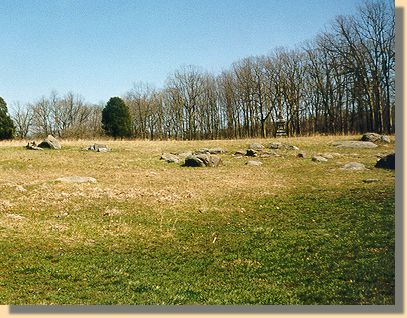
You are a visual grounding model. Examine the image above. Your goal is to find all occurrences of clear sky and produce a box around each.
[0,0,362,106]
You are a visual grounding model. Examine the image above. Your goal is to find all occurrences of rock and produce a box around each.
[56,176,97,183]
[83,144,110,152]
[37,135,61,150]
[26,141,43,150]
[312,155,328,162]
[160,153,180,163]
[245,149,257,157]
[380,135,391,143]
[375,152,395,169]
[177,151,193,158]
[332,141,378,149]
[196,148,210,154]
[286,145,299,150]
[246,160,262,166]
[318,153,334,159]
[363,178,379,183]
[249,143,264,150]
[184,154,222,167]
[269,142,283,149]
[297,152,306,158]
[361,133,391,143]
[361,132,381,142]
[259,150,278,157]
[208,147,225,154]
[341,162,366,170]
[234,150,246,156]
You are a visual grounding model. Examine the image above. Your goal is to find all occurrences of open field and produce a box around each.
[0,136,395,304]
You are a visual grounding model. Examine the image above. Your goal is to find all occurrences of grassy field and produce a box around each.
[0,135,395,305]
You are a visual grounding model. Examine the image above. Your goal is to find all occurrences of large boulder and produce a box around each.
[184,154,222,167]
[361,133,391,143]
[38,135,61,150]
[332,141,378,149]
[375,153,395,169]
[361,133,381,142]
[160,153,180,163]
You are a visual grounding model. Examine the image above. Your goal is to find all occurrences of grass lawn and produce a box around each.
[0,136,395,304]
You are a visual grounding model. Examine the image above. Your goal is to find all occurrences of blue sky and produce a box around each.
[0,0,362,105]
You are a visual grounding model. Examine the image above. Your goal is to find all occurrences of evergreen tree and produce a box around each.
[102,97,132,138]
[0,97,15,140]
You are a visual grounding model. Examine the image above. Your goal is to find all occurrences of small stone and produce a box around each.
[341,162,366,170]
[380,135,391,143]
[297,152,306,158]
[312,155,328,162]
[56,176,97,183]
[246,160,262,166]
[234,150,246,156]
[363,178,380,183]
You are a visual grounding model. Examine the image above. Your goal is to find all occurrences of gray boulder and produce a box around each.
[38,135,61,150]
[361,132,381,142]
[341,162,366,170]
[208,147,225,154]
[184,154,222,167]
[375,152,395,170]
[249,143,264,150]
[160,153,180,163]
[269,142,283,149]
[332,141,378,149]
[361,133,391,143]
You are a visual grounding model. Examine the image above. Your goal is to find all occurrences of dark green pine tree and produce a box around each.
[102,97,132,139]
[0,97,15,140]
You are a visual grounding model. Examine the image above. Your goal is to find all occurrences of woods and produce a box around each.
[5,1,395,140]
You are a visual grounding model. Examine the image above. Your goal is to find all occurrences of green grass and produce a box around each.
[0,136,395,304]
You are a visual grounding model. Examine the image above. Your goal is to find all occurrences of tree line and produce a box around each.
[1,0,394,140]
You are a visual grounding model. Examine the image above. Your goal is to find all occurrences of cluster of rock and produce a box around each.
[26,135,61,150]
[82,143,110,152]
[160,148,224,167]
[331,133,391,149]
